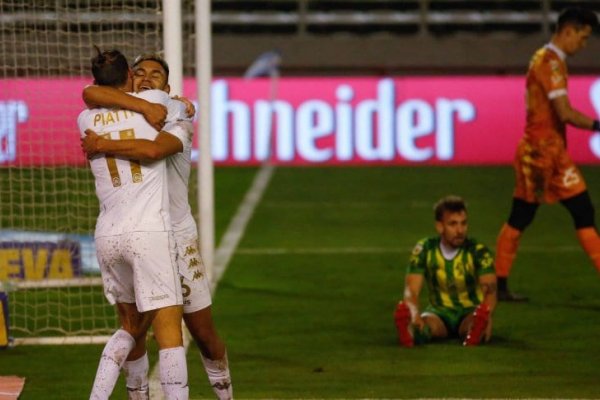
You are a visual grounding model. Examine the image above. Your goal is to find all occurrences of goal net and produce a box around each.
[0,0,179,345]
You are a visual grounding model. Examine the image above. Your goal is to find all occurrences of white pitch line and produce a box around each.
[235,244,584,255]
[210,163,275,291]
[149,163,275,399]
[236,246,408,255]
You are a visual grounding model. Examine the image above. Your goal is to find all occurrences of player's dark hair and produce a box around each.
[556,7,598,32]
[90,45,129,87]
[434,195,467,221]
[132,53,170,80]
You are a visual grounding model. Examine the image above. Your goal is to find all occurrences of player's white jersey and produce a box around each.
[166,119,197,239]
[163,119,212,312]
[77,89,187,237]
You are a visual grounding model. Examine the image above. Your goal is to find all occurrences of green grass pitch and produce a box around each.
[1,165,599,399]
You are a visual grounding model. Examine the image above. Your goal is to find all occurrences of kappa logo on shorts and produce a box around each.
[192,270,203,280]
[184,256,205,281]
[184,245,198,256]
[189,257,201,268]
[562,167,581,187]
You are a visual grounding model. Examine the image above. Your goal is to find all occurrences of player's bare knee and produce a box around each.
[116,303,154,340]
[422,314,448,338]
[190,321,217,341]
[153,305,184,349]
[153,321,183,349]
[184,308,217,338]
[122,321,151,341]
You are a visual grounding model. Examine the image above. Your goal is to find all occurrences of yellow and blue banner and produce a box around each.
[0,240,81,281]
[0,290,8,348]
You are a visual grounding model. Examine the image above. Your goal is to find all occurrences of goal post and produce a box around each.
[162,0,216,282]
[0,1,207,345]
[195,0,216,284]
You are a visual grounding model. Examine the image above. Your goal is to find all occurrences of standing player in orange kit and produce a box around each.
[495,7,600,301]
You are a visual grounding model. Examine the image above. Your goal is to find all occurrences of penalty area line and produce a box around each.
[234,244,583,255]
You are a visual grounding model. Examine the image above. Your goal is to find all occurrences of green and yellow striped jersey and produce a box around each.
[407,237,495,310]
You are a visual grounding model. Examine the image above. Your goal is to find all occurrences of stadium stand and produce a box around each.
[3,1,600,75]
[209,0,600,75]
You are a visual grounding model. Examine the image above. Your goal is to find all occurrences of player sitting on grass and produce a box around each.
[394,195,497,347]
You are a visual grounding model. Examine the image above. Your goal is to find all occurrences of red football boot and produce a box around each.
[463,303,490,346]
[394,302,414,347]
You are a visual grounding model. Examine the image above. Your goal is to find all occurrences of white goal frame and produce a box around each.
[4,0,214,346]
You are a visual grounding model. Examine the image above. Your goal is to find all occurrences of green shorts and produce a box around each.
[423,305,476,336]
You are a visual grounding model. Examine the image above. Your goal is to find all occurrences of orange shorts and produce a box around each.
[513,138,586,204]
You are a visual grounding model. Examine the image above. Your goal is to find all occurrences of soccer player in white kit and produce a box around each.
[81,53,233,400]
[77,47,189,400]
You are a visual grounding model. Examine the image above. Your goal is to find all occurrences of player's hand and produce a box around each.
[141,102,167,131]
[412,315,426,331]
[81,129,101,158]
[172,95,196,118]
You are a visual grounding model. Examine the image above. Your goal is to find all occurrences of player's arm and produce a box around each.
[478,273,496,342]
[551,95,598,131]
[403,273,425,329]
[82,85,167,131]
[478,273,497,313]
[171,95,196,118]
[82,128,182,162]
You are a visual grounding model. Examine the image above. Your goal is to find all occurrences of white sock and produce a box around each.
[123,353,149,400]
[159,346,189,400]
[90,329,136,400]
[201,351,233,400]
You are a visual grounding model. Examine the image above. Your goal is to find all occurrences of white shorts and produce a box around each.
[175,234,212,313]
[95,231,182,312]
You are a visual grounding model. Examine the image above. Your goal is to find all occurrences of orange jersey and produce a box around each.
[514,44,587,203]
[525,44,568,145]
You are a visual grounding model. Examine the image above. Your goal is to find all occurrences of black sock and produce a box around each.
[497,276,508,292]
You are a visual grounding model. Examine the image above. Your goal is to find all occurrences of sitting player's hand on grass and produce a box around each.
[412,315,426,331]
